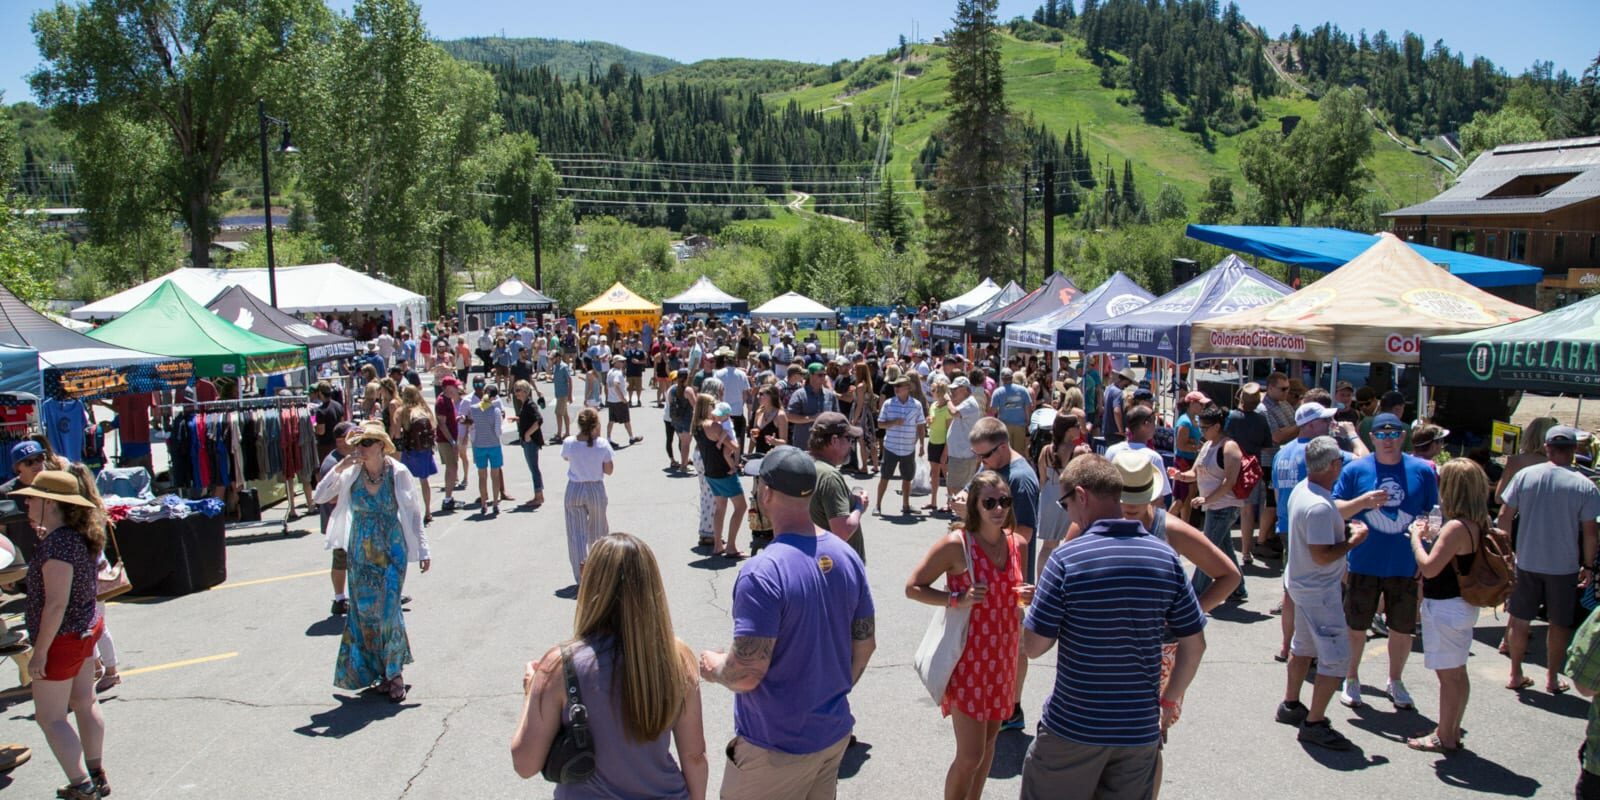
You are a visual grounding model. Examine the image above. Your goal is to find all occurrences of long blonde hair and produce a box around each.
[1523,417,1559,455]
[691,392,717,430]
[64,463,109,557]
[1439,459,1492,541]
[571,533,693,741]
[398,384,435,428]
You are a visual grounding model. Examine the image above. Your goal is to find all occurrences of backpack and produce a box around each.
[1456,526,1515,609]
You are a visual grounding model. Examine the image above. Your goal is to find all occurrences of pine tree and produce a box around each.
[870,175,912,252]
[926,0,1020,282]
[1121,159,1140,215]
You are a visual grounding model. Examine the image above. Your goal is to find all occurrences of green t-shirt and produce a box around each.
[929,403,951,446]
[808,460,865,563]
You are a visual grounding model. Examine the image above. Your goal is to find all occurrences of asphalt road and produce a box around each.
[0,381,1588,799]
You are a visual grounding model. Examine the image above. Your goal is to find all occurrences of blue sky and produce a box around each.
[3,1,1596,104]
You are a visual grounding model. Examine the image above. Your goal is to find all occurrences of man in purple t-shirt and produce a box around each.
[700,446,876,798]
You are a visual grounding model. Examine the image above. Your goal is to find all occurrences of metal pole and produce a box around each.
[1042,161,1055,277]
[257,99,279,308]
[531,197,543,291]
[1020,165,1030,289]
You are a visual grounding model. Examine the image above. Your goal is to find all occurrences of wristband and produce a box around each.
[948,590,961,608]
[1159,698,1180,710]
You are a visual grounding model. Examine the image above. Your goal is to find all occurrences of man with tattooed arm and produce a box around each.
[700,445,877,799]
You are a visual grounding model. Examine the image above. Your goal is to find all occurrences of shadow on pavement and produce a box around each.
[1514,687,1589,719]
[224,529,312,547]
[1431,749,1542,796]
[305,617,344,637]
[1209,604,1273,624]
[1298,740,1388,770]
[839,739,872,778]
[989,731,1033,779]
[293,693,414,738]
[1348,702,1437,743]
[688,556,739,572]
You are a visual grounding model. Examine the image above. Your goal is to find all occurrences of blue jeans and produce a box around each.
[1192,504,1241,597]
[520,441,544,492]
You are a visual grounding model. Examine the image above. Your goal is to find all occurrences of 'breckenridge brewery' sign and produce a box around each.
[1466,340,1600,387]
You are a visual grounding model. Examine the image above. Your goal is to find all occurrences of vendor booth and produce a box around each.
[207,285,358,366]
[1192,234,1536,363]
[69,264,430,334]
[0,342,39,396]
[967,272,1080,341]
[663,276,749,315]
[1084,256,1292,363]
[0,283,192,401]
[931,281,1024,341]
[89,282,307,378]
[939,278,1003,317]
[750,291,837,321]
[1422,292,1600,395]
[462,278,557,317]
[576,282,661,333]
[1184,225,1545,288]
[1005,272,1155,352]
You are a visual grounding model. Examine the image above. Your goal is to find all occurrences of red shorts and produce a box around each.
[43,618,103,681]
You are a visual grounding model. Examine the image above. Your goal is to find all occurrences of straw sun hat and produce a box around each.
[345,420,397,455]
[10,470,96,508]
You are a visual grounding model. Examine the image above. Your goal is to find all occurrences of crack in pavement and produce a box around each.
[400,699,470,799]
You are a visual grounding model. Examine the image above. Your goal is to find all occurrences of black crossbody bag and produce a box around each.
[542,644,597,784]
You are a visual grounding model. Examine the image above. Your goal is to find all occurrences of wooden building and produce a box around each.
[1385,136,1600,308]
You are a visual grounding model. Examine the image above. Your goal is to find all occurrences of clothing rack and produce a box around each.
[159,397,316,535]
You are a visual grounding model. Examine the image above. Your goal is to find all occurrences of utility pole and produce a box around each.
[437,229,447,318]
[1042,161,1056,277]
[531,196,543,291]
[1020,165,1030,289]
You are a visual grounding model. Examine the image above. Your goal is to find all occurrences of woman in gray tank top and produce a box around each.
[512,533,707,798]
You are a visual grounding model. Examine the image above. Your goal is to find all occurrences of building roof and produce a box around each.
[1384,136,1600,218]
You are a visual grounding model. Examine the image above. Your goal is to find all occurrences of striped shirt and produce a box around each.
[1024,519,1206,747]
[877,395,925,457]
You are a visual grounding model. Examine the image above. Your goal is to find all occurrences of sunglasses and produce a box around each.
[1372,430,1404,441]
[974,444,1002,460]
[356,438,383,448]
[17,455,44,467]
[980,496,1013,510]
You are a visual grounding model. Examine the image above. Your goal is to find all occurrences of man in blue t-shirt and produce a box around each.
[1021,454,1206,800]
[1331,413,1437,712]
[700,447,876,799]
[1100,368,1134,444]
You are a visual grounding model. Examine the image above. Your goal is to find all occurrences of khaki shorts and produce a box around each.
[1006,423,1027,455]
[720,734,850,800]
[435,440,456,466]
[946,456,979,496]
[555,397,570,417]
[627,375,642,392]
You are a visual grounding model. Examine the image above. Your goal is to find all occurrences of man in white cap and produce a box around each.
[943,377,983,506]
[605,355,641,445]
[1499,425,1600,694]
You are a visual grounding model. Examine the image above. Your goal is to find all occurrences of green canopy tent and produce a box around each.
[1421,293,1600,396]
[89,281,306,379]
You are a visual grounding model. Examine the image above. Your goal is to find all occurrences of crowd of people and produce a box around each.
[9,301,1600,799]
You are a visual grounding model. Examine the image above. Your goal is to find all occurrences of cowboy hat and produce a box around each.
[1111,450,1162,506]
[345,420,398,455]
[10,470,96,508]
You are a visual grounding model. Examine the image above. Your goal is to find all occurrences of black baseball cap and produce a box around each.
[1379,390,1407,410]
[760,445,817,498]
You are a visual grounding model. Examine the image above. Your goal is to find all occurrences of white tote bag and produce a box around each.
[913,531,975,703]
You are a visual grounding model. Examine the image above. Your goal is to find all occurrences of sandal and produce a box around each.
[423,514,433,525]
[1507,676,1534,690]
[89,767,110,797]
[720,549,748,560]
[388,675,407,703]
[55,782,98,800]
[1405,733,1461,754]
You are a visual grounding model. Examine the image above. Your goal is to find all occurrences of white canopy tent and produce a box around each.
[71,264,429,333]
[750,291,837,320]
[938,278,1001,317]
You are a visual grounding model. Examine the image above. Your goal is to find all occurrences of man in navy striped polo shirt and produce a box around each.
[1021,454,1208,800]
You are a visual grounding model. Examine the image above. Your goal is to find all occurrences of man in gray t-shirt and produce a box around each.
[1498,425,1600,693]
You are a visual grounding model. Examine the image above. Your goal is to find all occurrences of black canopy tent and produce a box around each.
[965,271,1081,341]
[206,285,358,365]
[0,283,191,400]
[461,278,558,315]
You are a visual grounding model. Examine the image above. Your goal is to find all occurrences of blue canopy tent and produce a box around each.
[1083,255,1293,362]
[0,342,40,395]
[1004,272,1155,352]
[1184,225,1544,288]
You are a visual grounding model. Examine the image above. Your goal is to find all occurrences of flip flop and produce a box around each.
[1549,680,1572,694]
[1273,651,1289,663]
[1507,676,1535,691]
[1405,733,1461,754]
[720,550,747,560]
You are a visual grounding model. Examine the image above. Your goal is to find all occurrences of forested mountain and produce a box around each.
[437,37,680,81]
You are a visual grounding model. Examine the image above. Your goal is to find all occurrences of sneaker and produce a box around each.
[1338,678,1364,708]
[1275,700,1309,726]
[1000,705,1026,732]
[1297,719,1353,751]
[1387,680,1415,711]
[331,598,349,615]
[1369,615,1389,638]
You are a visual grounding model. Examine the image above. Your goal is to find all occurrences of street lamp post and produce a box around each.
[257,99,298,307]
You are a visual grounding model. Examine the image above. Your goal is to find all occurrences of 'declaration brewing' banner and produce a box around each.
[1422,293,1600,396]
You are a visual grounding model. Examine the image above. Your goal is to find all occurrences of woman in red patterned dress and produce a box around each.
[906,470,1033,800]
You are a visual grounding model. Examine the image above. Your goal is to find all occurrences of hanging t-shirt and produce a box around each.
[1333,454,1439,578]
[42,398,87,463]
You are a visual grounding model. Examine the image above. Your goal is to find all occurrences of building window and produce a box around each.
[1451,231,1475,253]
[1509,231,1528,261]
[1487,234,1498,258]
[1555,235,1565,262]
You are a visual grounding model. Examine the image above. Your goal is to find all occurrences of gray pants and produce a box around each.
[564,480,609,585]
[1020,727,1159,800]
